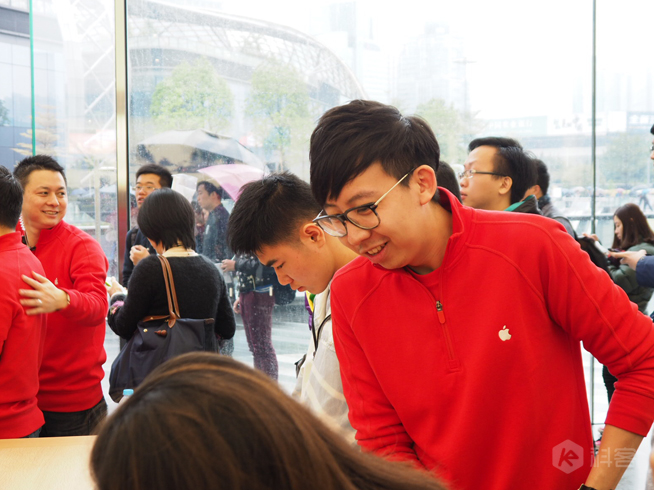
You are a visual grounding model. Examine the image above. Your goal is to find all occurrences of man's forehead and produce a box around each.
[137,173,161,185]
[26,170,66,188]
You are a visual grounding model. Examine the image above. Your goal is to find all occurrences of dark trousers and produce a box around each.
[240,290,278,380]
[40,398,108,437]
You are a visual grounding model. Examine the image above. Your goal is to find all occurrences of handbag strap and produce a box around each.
[158,255,181,326]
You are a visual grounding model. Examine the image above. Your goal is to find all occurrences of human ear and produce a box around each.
[498,176,513,196]
[300,223,326,248]
[414,165,438,205]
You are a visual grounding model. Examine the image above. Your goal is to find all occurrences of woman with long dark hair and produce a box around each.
[91,352,448,490]
[599,203,654,401]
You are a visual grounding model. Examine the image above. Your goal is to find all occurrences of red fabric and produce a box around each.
[32,220,108,412]
[0,232,47,437]
[331,189,654,490]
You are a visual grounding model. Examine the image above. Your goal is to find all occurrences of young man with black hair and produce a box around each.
[526,158,576,236]
[309,100,654,490]
[226,172,357,441]
[197,181,232,263]
[0,166,47,438]
[122,164,173,287]
[14,155,109,437]
[459,136,539,214]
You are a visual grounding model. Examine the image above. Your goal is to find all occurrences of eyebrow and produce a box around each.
[36,186,66,191]
[264,259,278,268]
[324,191,377,211]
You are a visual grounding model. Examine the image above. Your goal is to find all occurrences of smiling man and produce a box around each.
[14,155,109,437]
[308,100,654,490]
[227,172,358,441]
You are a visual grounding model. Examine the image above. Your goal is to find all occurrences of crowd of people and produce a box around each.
[2,102,654,490]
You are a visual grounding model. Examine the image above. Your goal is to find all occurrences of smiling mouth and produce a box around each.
[43,210,58,216]
[366,243,386,256]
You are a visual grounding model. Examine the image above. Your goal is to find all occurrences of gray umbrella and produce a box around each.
[137,129,264,168]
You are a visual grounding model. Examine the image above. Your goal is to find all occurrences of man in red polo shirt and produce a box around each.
[15,155,108,437]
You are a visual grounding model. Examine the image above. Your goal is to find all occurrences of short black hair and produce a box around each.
[467,137,523,153]
[0,166,23,229]
[136,164,173,188]
[138,188,196,250]
[532,158,550,196]
[650,124,654,135]
[435,161,461,203]
[467,137,535,204]
[310,100,440,207]
[228,172,321,254]
[197,181,224,199]
[13,155,67,189]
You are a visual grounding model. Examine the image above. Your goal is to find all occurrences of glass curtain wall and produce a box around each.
[12,0,654,458]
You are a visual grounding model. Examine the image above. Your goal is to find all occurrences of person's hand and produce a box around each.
[107,277,127,297]
[582,232,600,242]
[233,298,241,315]
[610,249,647,271]
[130,245,149,265]
[221,259,235,272]
[19,271,68,315]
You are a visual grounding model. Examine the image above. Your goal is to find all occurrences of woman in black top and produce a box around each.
[108,189,235,345]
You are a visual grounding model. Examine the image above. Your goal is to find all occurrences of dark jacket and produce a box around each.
[122,228,156,287]
[506,195,542,215]
[234,253,276,294]
[636,256,654,288]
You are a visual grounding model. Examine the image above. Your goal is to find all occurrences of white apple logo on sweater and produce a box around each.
[498,326,512,341]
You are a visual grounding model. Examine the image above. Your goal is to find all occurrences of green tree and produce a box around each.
[415,98,483,166]
[245,61,313,172]
[598,133,651,187]
[150,58,234,133]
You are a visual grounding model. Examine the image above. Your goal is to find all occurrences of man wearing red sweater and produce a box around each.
[15,155,109,437]
[0,166,47,438]
[308,100,654,490]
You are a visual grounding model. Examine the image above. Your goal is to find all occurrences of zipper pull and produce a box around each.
[436,300,446,324]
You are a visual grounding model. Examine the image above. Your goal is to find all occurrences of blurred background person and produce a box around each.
[122,164,172,288]
[90,352,448,490]
[196,181,232,263]
[588,202,654,402]
[221,254,278,379]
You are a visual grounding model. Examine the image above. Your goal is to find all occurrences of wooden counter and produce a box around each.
[0,436,96,490]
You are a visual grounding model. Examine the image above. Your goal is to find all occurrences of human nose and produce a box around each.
[46,193,59,206]
[344,222,372,248]
[275,269,291,286]
[459,175,468,187]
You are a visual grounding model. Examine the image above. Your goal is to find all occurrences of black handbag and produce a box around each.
[109,255,216,402]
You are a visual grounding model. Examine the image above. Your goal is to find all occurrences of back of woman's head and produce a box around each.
[613,202,654,249]
[91,353,447,490]
[137,188,195,250]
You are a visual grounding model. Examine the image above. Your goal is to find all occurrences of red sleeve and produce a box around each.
[331,278,424,467]
[538,223,654,436]
[58,237,109,326]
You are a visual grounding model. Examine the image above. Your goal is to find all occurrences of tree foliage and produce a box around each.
[13,105,59,157]
[598,133,651,187]
[415,98,483,166]
[245,61,313,172]
[150,58,234,133]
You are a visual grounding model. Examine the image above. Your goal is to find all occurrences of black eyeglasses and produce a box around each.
[458,169,508,180]
[313,169,415,238]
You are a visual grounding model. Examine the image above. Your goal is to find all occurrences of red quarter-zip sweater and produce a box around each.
[0,232,47,437]
[331,189,654,490]
[30,220,108,412]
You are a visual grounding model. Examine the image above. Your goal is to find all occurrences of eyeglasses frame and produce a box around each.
[313,168,416,237]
